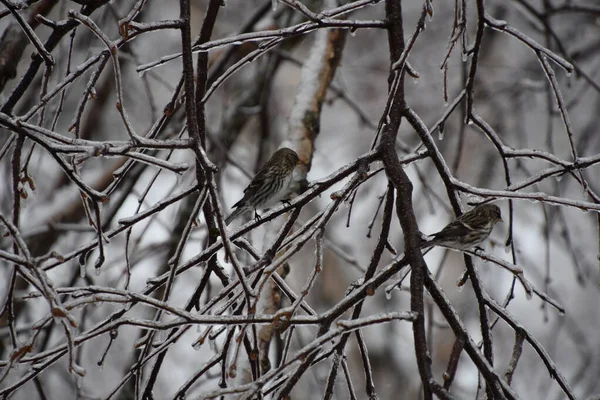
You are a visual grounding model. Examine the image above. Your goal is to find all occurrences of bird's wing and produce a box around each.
[457,210,481,227]
[230,165,273,209]
[243,167,269,194]
[432,220,471,240]
[231,197,245,209]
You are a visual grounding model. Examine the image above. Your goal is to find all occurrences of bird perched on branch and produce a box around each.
[226,148,300,225]
[423,204,503,250]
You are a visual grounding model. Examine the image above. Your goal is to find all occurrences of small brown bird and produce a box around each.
[226,148,300,225]
[424,204,503,250]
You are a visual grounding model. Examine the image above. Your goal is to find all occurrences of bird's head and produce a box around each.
[274,148,300,171]
[480,204,503,224]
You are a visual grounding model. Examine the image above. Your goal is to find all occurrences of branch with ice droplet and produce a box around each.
[0,215,83,381]
[68,10,142,143]
[482,292,575,398]
[483,14,573,74]
[452,178,600,213]
[0,113,192,175]
[136,0,388,75]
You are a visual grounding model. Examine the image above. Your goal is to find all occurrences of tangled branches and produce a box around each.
[0,0,598,399]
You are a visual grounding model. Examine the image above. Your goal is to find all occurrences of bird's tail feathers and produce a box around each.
[419,231,433,249]
[225,206,248,225]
